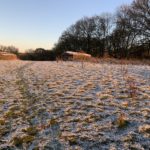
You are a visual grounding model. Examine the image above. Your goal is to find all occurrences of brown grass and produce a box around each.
[0,52,18,60]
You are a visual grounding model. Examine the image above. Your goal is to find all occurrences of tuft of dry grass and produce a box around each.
[126,77,138,99]
[12,135,35,146]
[22,126,38,136]
[0,119,5,125]
[117,113,129,128]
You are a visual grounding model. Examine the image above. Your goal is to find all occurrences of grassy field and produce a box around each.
[0,60,150,149]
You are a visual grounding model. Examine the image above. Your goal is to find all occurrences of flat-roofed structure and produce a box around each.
[62,51,91,61]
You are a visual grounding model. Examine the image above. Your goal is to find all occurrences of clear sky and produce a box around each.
[0,0,133,52]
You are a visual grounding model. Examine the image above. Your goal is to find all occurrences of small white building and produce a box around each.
[62,51,91,61]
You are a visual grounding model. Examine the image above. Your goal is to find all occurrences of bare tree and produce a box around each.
[53,0,150,59]
[0,45,19,55]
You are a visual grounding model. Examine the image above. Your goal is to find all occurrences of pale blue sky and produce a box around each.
[0,0,133,51]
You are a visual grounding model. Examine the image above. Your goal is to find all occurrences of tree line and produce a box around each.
[1,0,149,60]
[53,0,150,59]
[19,48,56,61]
[0,45,19,55]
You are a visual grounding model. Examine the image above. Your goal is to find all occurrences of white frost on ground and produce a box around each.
[0,61,150,150]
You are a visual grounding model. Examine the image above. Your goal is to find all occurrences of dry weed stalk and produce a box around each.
[117,113,128,128]
[120,61,128,80]
[119,61,138,99]
[126,76,138,99]
[56,56,62,63]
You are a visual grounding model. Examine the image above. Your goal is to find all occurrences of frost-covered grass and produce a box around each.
[0,61,150,149]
